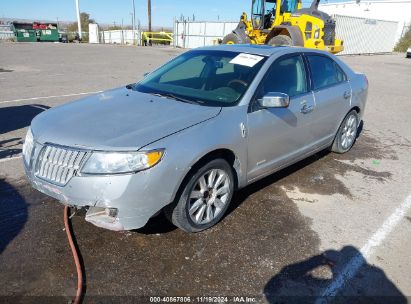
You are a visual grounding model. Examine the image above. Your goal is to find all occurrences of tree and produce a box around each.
[108,25,122,30]
[394,25,411,52]
[67,12,95,33]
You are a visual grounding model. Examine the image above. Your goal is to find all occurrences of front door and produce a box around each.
[246,54,316,182]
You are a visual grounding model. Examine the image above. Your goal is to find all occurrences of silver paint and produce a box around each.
[24,45,368,231]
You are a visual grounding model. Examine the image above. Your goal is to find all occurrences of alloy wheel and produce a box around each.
[341,114,357,149]
[188,169,231,225]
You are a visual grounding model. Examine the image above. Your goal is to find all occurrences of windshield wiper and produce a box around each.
[149,92,203,105]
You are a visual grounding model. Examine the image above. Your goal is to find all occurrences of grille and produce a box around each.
[35,145,87,186]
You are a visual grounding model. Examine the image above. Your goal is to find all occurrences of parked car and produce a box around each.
[407,47,411,58]
[23,45,368,232]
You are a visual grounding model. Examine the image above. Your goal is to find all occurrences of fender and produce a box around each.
[265,25,304,46]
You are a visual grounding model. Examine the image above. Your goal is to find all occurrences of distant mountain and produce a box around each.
[0,17,66,24]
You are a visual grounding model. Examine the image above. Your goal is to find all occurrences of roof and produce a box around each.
[194,44,311,56]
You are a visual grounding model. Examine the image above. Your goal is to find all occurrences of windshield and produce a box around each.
[134,50,267,107]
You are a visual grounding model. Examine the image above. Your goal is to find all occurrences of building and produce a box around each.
[319,0,411,41]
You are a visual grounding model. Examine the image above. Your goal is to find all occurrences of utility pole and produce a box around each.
[132,0,136,44]
[75,0,82,39]
[121,18,124,44]
[148,0,152,45]
[130,13,135,44]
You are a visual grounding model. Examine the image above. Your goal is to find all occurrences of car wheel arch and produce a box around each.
[169,148,241,204]
[330,107,361,151]
[352,106,360,114]
[336,106,360,132]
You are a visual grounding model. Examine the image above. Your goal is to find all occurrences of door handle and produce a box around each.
[300,104,314,114]
[344,91,351,99]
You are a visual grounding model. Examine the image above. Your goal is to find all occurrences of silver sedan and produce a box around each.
[23,45,368,232]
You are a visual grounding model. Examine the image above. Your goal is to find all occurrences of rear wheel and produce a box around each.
[222,33,242,45]
[331,110,359,154]
[268,35,293,46]
[165,159,234,233]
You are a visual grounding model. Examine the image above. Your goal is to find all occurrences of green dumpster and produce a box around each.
[33,23,59,42]
[11,22,37,42]
[14,29,37,42]
[12,22,60,42]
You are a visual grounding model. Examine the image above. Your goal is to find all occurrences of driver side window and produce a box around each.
[257,55,308,99]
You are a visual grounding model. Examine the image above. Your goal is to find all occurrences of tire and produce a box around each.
[222,33,243,45]
[165,159,235,233]
[331,110,359,154]
[267,35,293,46]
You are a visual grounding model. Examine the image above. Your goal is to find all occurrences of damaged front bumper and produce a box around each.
[84,206,124,231]
[24,161,175,231]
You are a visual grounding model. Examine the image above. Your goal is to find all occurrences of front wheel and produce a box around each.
[165,159,234,233]
[331,110,359,154]
[267,35,293,46]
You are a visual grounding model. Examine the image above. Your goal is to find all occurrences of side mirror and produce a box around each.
[259,92,290,108]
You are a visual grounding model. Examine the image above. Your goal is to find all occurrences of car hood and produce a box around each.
[31,87,221,150]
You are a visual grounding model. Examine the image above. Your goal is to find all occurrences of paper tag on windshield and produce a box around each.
[229,53,264,67]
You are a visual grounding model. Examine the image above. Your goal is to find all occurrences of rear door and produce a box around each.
[305,54,352,147]
[246,54,316,182]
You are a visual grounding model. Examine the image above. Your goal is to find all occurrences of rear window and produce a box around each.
[307,55,347,90]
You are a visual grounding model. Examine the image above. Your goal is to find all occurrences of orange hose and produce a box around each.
[64,206,83,304]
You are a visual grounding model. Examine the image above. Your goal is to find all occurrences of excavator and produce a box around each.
[222,0,343,54]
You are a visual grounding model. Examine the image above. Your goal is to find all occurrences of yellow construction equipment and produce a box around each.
[222,0,343,54]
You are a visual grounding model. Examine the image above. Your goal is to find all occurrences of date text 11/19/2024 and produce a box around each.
[149,296,257,303]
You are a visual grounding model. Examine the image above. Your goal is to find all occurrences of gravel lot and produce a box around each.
[0,43,410,303]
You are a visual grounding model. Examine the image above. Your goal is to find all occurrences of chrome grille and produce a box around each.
[35,145,87,186]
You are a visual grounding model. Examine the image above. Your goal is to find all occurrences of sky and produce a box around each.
[2,0,250,27]
[1,0,323,28]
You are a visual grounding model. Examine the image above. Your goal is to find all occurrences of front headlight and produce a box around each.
[81,150,164,174]
[22,127,34,165]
